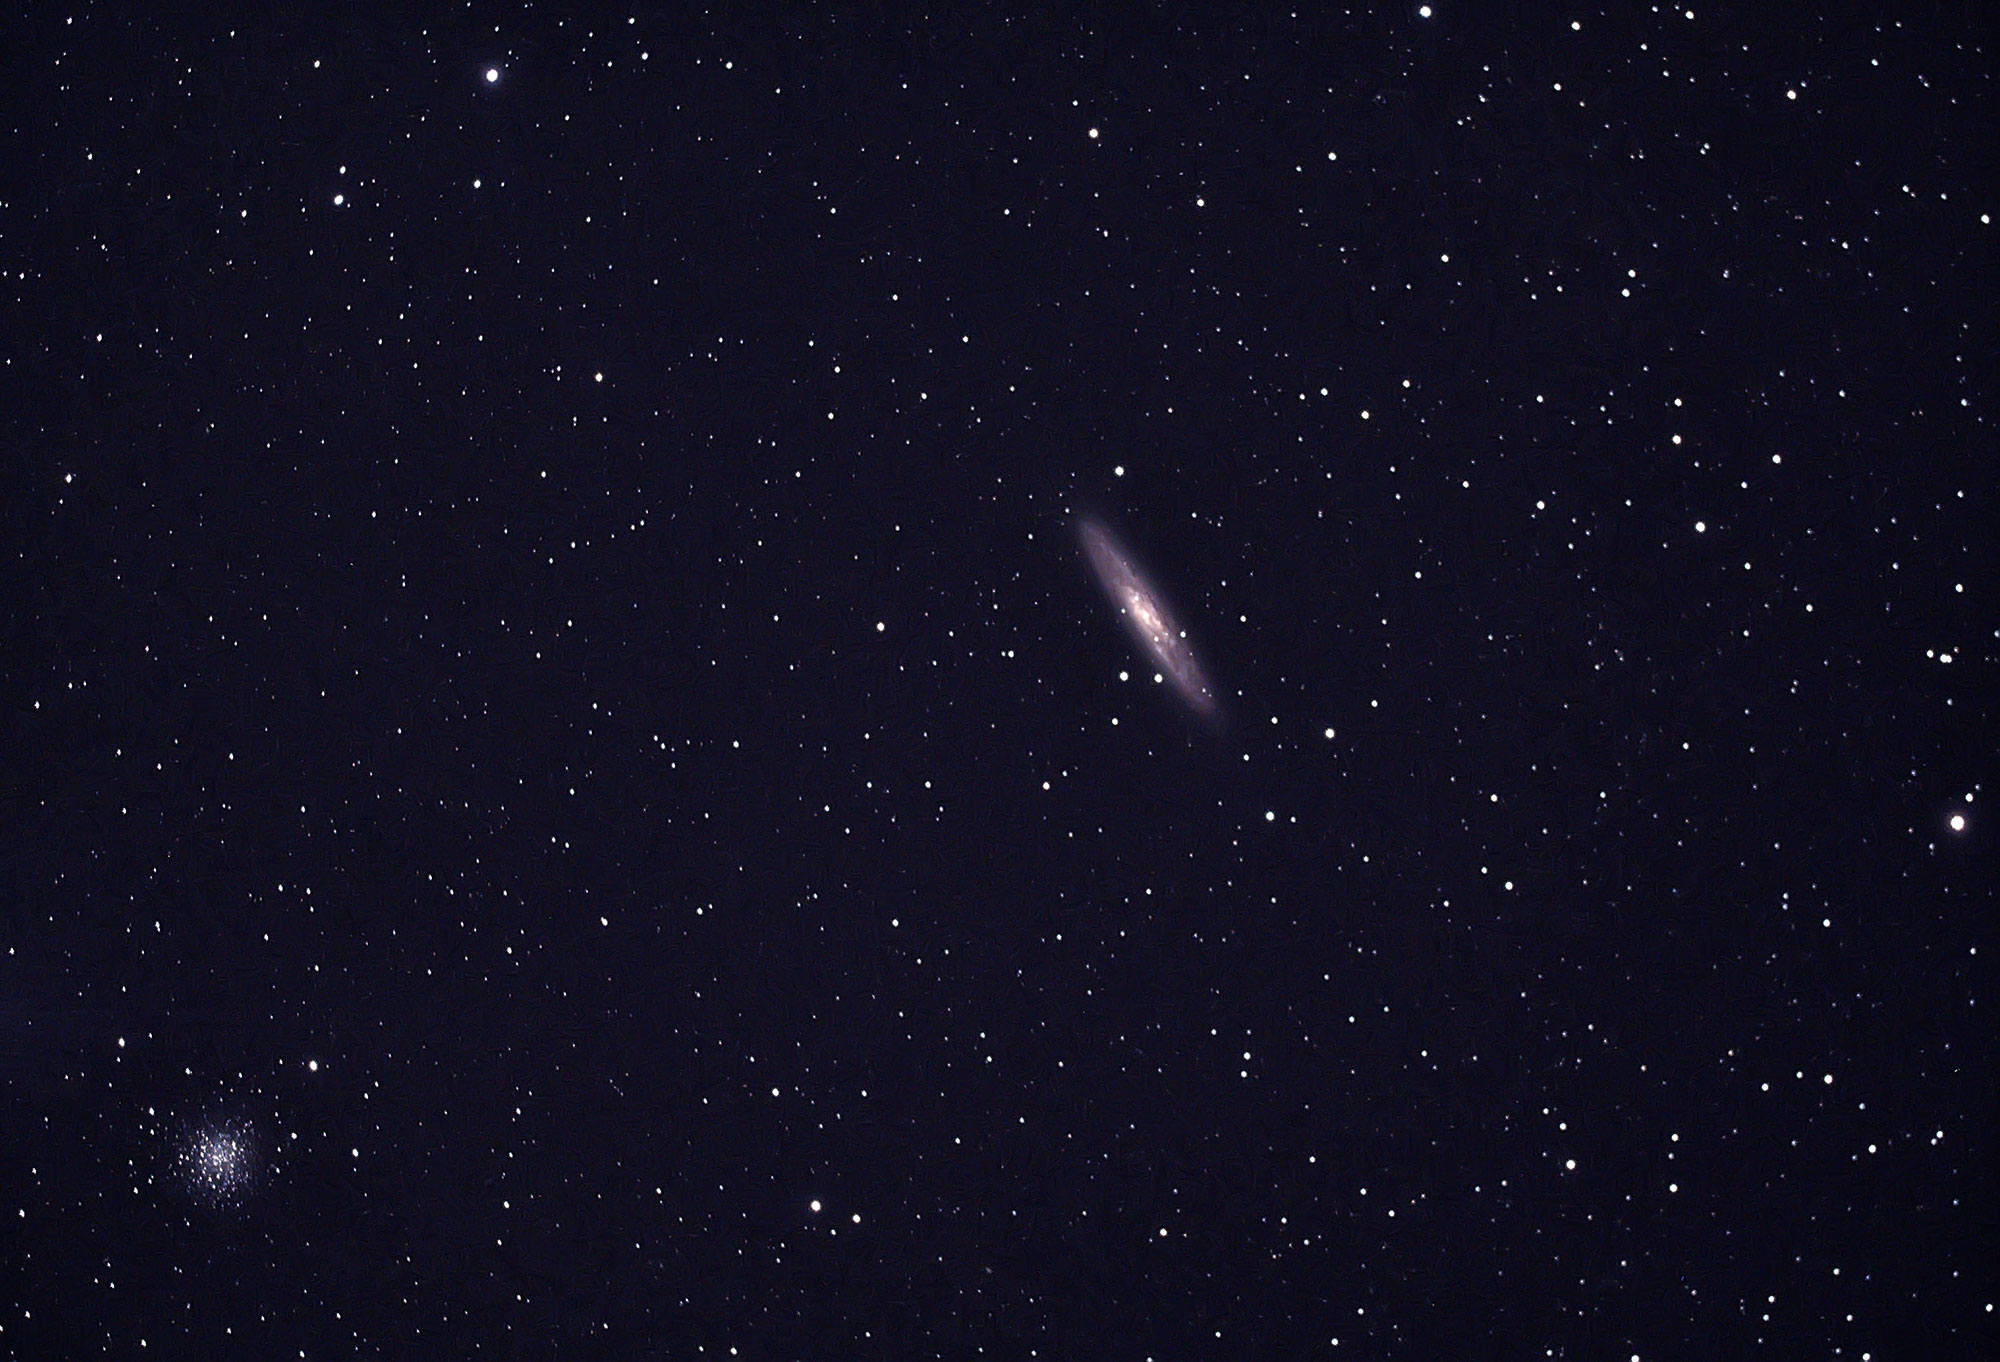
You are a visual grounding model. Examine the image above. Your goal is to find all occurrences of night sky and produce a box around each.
[2,6,1992,1358]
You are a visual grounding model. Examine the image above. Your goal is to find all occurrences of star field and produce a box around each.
[0,7,1990,1359]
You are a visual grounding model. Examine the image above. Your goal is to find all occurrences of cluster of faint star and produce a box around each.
[175,1117,263,1207]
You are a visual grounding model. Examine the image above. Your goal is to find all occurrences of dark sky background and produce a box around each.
[2,5,1992,1358]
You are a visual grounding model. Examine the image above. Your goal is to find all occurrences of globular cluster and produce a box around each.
[171,1114,270,1209]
